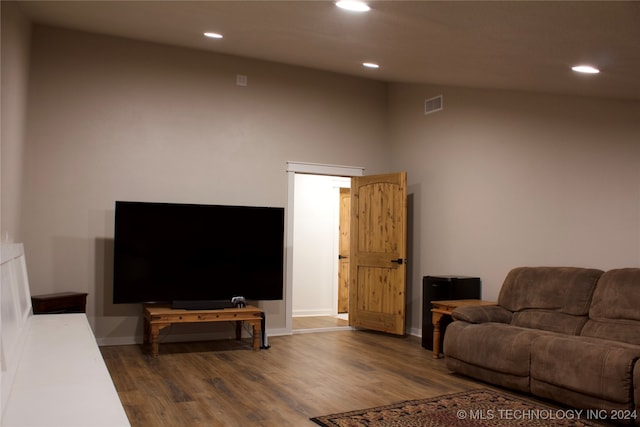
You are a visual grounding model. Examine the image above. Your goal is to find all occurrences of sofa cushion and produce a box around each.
[581,268,640,346]
[444,321,543,378]
[531,334,640,405]
[445,357,531,393]
[500,267,603,315]
[499,267,603,334]
[511,310,588,335]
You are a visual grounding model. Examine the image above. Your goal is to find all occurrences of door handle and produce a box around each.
[338,255,349,260]
[390,258,407,265]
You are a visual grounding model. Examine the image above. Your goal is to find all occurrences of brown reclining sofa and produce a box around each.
[444,267,640,425]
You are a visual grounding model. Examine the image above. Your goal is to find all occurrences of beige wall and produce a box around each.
[388,83,640,332]
[1,2,31,243]
[20,25,389,341]
[4,18,640,343]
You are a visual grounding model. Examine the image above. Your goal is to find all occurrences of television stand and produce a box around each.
[171,299,235,310]
[143,304,264,357]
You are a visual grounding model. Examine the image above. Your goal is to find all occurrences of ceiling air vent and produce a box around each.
[425,95,443,115]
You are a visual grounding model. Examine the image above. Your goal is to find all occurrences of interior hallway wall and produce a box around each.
[20,25,390,343]
[388,83,640,334]
[292,174,342,317]
[10,20,640,342]
[1,2,31,243]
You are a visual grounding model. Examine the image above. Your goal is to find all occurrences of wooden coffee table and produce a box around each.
[143,304,264,357]
[431,299,496,359]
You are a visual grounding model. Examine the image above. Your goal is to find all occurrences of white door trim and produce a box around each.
[286,161,365,177]
[285,162,365,333]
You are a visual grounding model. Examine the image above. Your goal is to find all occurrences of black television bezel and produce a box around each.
[112,200,285,308]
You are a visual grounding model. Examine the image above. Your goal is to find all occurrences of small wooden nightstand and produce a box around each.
[31,292,88,314]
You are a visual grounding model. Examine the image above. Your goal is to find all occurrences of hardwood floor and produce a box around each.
[100,330,486,426]
[292,315,349,330]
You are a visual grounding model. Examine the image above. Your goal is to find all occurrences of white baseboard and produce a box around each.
[97,327,292,347]
[293,326,355,334]
[264,328,290,337]
[292,309,336,317]
[409,327,422,338]
[97,327,419,347]
[98,336,139,346]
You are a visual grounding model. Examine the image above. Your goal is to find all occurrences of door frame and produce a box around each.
[285,161,365,332]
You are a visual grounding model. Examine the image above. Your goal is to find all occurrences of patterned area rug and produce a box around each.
[311,389,611,426]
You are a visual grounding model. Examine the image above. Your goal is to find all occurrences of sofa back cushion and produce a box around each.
[498,267,603,334]
[581,268,640,345]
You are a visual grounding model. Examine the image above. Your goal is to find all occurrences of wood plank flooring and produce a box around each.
[292,315,349,330]
[100,330,487,426]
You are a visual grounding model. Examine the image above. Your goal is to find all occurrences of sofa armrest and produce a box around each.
[634,360,640,426]
[452,305,513,324]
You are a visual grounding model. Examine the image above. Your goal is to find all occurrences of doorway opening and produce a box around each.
[285,162,364,333]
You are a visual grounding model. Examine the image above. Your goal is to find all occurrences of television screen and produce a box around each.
[113,201,284,306]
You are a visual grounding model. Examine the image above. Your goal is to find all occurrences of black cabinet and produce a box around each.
[421,276,480,349]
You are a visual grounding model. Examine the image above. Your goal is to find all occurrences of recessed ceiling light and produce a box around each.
[363,62,379,69]
[336,1,370,12]
[204,32,223,39]
[572,65,600,74]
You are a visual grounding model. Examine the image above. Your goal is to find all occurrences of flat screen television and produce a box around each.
[113,201,284,309]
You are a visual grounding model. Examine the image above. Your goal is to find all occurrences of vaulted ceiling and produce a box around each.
[16,1,640,100]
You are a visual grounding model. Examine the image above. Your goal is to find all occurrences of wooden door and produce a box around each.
[349,172,407,335]
[337,188,350,313]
